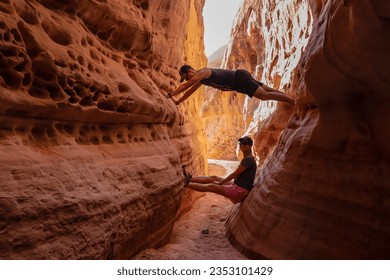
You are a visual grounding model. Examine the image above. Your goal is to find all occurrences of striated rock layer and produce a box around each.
[0,0,207,259]
[226,0,390,259]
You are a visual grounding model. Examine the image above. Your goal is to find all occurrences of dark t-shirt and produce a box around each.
[200,68,236,91]
[234,155,257,191]
[200,68,262,97]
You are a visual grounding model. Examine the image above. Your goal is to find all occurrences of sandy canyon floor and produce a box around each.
[133,160,248,260]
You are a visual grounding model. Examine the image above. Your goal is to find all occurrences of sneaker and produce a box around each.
[183,174,192,187]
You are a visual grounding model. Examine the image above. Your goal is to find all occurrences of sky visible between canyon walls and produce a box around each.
[203,0,243,56]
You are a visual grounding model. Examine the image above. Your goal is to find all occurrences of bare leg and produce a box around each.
[253,84,294,107]
[191,175,224,184]
[187,182,228,198]
[182,165,224,187]
[261,84,285,94]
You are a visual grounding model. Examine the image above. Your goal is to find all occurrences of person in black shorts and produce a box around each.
[182,136,257,204]
[167,64,294,106]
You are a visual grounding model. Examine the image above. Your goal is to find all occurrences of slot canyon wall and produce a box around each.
[0,0,207,259]
[201,0,312,161]
[226,0,390,259]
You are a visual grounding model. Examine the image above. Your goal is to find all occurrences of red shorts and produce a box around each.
[223,182,249,204]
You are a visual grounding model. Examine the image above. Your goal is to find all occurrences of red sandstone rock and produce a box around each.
[0,0,207,259]
[226,0,390,259]
[201,0,311,160]
[2,0,388,261]
[207,44,226,68]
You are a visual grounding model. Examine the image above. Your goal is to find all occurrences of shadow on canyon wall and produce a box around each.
[0,0,389,259]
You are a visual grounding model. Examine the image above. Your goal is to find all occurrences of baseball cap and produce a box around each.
[179,64,191,82]
[238,136,254,146]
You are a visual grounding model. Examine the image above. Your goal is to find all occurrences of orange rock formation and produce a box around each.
[0,0,207,259]
[1,0,389,260]
[226,0,390,259]
[201,0,312,160]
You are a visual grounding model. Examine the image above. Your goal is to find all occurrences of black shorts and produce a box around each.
[234,69,263,97]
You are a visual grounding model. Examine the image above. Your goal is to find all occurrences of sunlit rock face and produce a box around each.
[0,0,206,259]
[201,0,312,160]
[207,44,226,68]
[227,0,390,259]
[200,86,245,160]
[174,0,208,216]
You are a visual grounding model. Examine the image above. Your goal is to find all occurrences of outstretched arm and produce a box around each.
[169,77,201,98]
[217,164,247,185]
[174,82,202,105]
[168,67,210,98]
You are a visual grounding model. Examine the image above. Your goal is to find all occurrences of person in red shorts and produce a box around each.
[183,136,257,204]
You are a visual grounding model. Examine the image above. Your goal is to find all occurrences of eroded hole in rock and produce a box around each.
[68,96,79,104]
[18,8,39,25]
[102,135,113,144]
[0,71,23,88]
[62,124,75,135]
[28,86,49,98]
[117,102,131,113]
[31,126,45,139]
[46,127,56,138]
[0,0,387,262]
[117,82,129,93]
[97,99,117,111]
[90,136,100,145]
[50,30,73,46]
[79,96,94,106]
